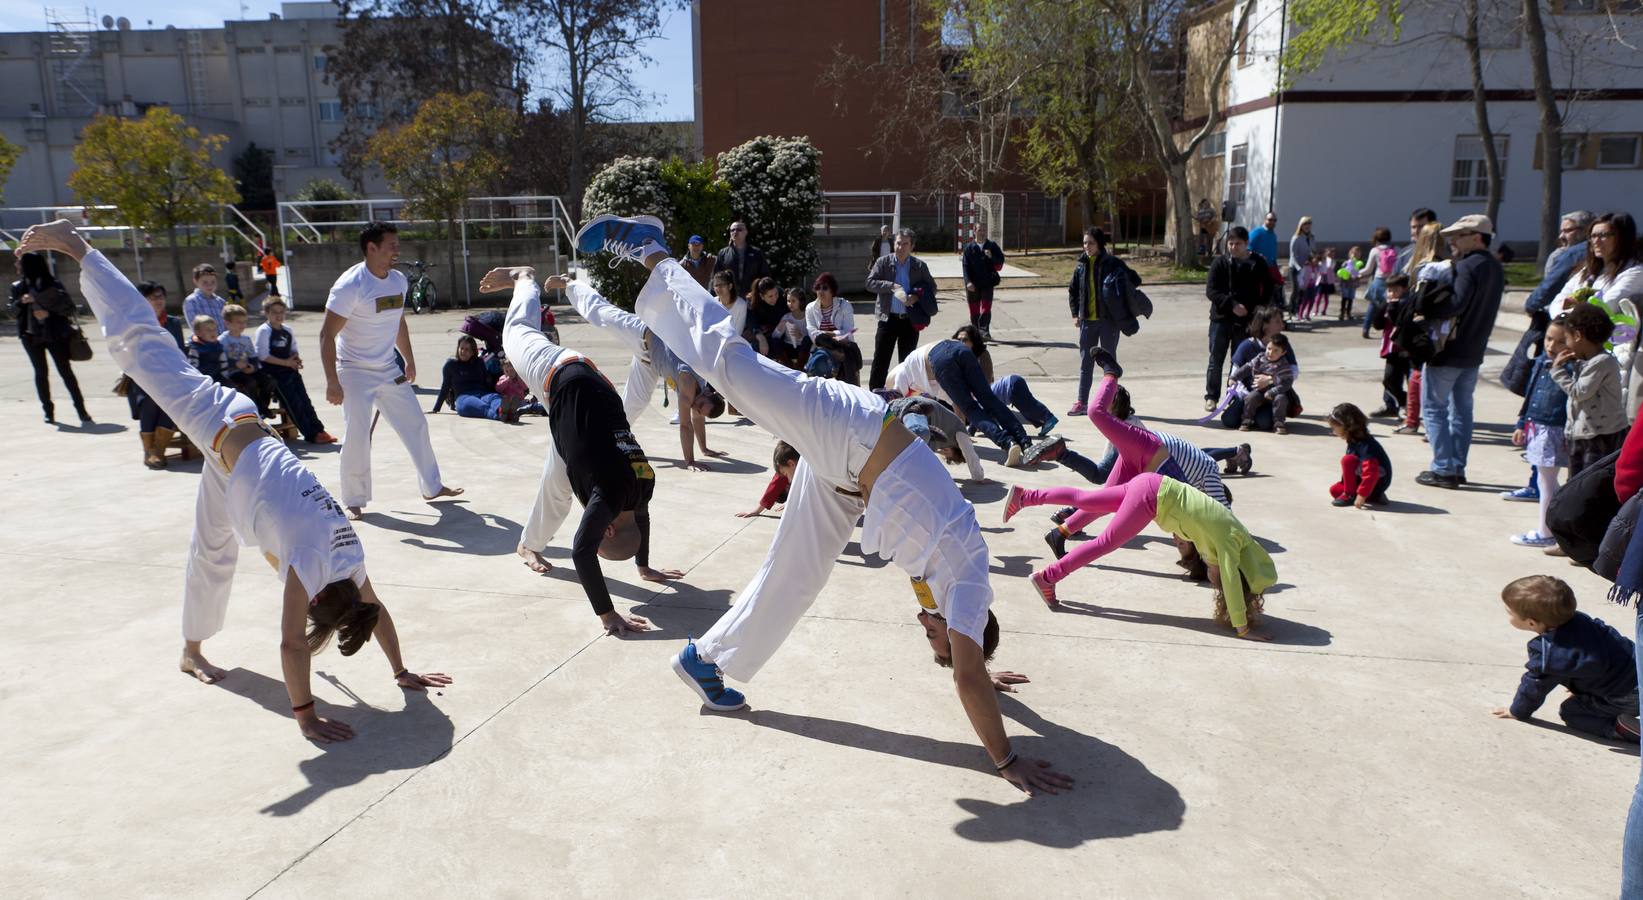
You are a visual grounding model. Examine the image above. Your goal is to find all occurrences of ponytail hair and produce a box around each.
[307,579,378,656]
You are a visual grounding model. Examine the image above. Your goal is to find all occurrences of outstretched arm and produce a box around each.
[361,578,452,691]
[279,573,354,743]
[950,634,1072,796]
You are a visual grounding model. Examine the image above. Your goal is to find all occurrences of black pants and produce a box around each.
[229,369,278,418]
[22,334,86,418]
[1560,691,1639,740]
[868,314,917,390]
[1204,319,1243,401]
[268,366,327,441]
[1381,355,1411,412]
[1570,430,1629,479]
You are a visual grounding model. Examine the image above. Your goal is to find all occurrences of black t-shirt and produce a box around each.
[749,297,786,335]
[550,362,654,616]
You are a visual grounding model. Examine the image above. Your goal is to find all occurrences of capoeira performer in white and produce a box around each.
[478,264,687,635]
[563,277,728,470]
[575,214,1071,795]
[18,220,450,743]
[320,221,462,519]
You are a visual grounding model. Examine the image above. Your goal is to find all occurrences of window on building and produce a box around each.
[1202,131,1227,159]
[279,97,307,107]
[284,147,311,159]
[1598,134,1642,168]
[244,97,271,108]
[1451,135,1508,201]
[357,101,380,120]
[318,99,343,122]
[274,45,302,54]
[313,54,327,72]
[1228,143,1249,204]
[1238,1,1257,68]
[1561,135,1585,168]
[1552,0,1643,12]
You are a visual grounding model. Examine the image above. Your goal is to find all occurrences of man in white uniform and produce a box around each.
[320,221,461,518]
[17,220,450,744]
[574,214,1072,796]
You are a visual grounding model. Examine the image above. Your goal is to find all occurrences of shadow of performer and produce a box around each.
[361,500,521,556]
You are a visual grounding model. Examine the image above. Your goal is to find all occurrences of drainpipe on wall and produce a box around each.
[1268,0,1289,217]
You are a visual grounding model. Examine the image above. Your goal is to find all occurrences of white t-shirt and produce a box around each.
[325,262,409,368]
[229,438,366,597]
[886,342,942,400]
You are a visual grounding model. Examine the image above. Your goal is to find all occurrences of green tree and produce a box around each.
[580,155,671,307]
[659,158,731,263]
[367,91,517,300]
[69,107,240,295]
[1282,0,1402,87]
[0,134,22,205]
[233,142,275,211]
[292,177,363,227]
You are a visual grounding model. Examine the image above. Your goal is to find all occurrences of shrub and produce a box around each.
[716,136,822,291]
[580,156,672,307]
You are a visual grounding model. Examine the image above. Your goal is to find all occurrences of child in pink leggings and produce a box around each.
[1002,472,1279,639]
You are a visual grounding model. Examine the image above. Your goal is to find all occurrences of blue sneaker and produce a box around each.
[1038,413,1059,439]
[671,639,746,711]
[574,214,668,266]
[1509,531,1556,548]
[1499,485,1539,502]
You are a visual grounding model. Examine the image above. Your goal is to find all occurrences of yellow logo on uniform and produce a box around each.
[375,294,405,313]
[910,577,937,610]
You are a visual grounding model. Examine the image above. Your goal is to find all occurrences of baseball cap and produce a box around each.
[688,234,703,245]
[1441,214,1493,237]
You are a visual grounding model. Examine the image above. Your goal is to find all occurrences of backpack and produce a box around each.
[805,345,838,378]
[1392,279,1455,366]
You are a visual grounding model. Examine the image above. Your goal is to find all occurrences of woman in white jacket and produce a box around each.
[1547,213,1643,417]
[804,272,862,383]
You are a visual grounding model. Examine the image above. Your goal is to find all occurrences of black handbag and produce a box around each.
[1548,448,1624,569]
[1499,327,1544,397]
[67,318,93,362]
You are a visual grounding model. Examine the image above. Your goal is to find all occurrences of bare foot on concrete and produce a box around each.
[180,649,227,684]
[346,506,364,520]
[518,544,552,574]
[424,486,465,501]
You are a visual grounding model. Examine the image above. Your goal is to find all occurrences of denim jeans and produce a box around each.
[1058,446,1116,485]
[1361,277,1386,336]
[1076,319,1122,404]
[991,374,1051,427]
[455,392,503,420]
[1421,364,1479,477]
[1625,607,1643,898]
[1205,319,1243,400]
[929,339,1027,450]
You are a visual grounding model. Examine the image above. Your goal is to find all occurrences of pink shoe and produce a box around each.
[1067,402,1087,416]
[1003,485,1025,524]
[1029,570,1060,609]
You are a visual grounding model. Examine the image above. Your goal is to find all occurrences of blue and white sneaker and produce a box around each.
[671,639,746,711]
[1499,485,1539,502]
[1509,531,1556,548]
[574,214,668,267]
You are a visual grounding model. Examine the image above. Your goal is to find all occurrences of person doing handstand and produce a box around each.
[17,219,449,743]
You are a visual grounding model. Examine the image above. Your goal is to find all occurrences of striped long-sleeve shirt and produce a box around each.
[1158,431,1228,507]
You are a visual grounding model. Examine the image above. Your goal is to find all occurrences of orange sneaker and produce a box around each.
[312,431,338,444]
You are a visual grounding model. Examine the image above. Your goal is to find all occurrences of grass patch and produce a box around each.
[1503,260,1541,288]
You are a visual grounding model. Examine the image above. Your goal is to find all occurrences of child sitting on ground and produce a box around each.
[1231,332,1298,434]
[220,303,277,418]
[735,441,799,518]
[187,315,230,386]
[1326,402,1392,508]
[1492,574,1640,743]
[1507,318,1571,548]
[1551,301,1629,478]
[496,358,544,416]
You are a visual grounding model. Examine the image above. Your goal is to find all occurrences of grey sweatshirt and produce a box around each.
[1551,351,1628,439]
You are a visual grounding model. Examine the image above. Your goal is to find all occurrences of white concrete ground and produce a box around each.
[0,272,1632,898]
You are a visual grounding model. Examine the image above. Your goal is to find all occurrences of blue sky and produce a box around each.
[0,1,695,121]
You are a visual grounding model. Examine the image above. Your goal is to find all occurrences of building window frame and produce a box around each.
[1451,134,1508,202]
[1238,1,1257,68]
[1227,142,1249,204]
[1597,133,1642,169]
[317,99,343,122]
[1202,131,1227,159]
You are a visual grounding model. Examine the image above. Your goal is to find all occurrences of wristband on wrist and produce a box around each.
[994,749,1019,772]
[291,700,315,714]
[393,668,409,681]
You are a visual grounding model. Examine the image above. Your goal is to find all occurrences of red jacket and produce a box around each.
[1614,424,1643,502]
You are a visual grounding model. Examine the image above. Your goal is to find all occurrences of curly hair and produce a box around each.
[1211,572,1264,627]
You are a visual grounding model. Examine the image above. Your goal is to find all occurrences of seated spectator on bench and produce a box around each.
[776,287,811,369]
[187,315,230,386]
[804,272,861,384]
[221,303,278,418]
[253,298,335,444]
[747,276,788,362]
[127,280,184,468]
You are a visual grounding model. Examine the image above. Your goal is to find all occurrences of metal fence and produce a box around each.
[0,203,269,281]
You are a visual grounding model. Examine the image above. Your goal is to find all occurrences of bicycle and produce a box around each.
[402,260,437,314]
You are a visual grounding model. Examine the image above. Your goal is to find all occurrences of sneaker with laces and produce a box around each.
[1044,527,1067,559]
[1067,401,1087,416]
[575,214,668,267]
[1023,434,1066,466]
[1029,569,1059,609]
[1089,346,1122,379]
[1038,413,1059,439]
[1005,443,1024,468]
[1003,485,1025,523]
[1500,485,1539,502]
[1049,506,1075,524]
[311,431,338,445]
[670,640,746,711]
[1234,443,1253,475]
[1509,531,1556,548]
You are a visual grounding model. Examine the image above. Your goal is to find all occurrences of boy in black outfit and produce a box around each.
[1493,575,1642,742]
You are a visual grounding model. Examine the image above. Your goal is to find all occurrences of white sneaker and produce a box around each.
[669,413,680,425]
[1005,444,1024,468]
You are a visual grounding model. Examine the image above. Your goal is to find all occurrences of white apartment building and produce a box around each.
[1179,0,1643,253]
[0,2,371,210]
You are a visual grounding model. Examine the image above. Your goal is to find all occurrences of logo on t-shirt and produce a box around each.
[615,429,653,481]
[374,294,405,313]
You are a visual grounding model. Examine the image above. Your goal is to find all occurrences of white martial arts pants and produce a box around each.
[76,251,258,641]
[567,281,657,424]
[506,276,582,554]
[635,260,895,681]
[337,362,443,507]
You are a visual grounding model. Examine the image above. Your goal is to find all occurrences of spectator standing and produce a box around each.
[1066,227,1140,415]
[1360,227,1399,338]
[870,224,895,266]
[1396,207,1442,273]
[1288,217,1317,315]
[1546,212,1643,320]
[10,250,90,424]
[258,249,282,298]
[183,264,227,333]
[1248,212,1279,282]
[1416,215,1506,488]
[865,228,938,390]
[1203,225,1277,410]
[715,221,772,300]
[962,221,1006,338]
[679,234,717,292]
[1195,199,1217,256]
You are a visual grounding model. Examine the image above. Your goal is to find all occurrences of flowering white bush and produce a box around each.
[717,136,822,290]
[581,156,672,306]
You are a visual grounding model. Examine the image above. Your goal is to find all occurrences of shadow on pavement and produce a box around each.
[361,500,520,556]
[55,420,127,435]
[647,454,767,475]
[210,668,456,817]
[1372,498,1448,515]
[743,695,1185,846]
[1056,601,1332,646]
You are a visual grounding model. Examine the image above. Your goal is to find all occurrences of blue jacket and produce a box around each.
[1525,241,1587,316]
[1510,611,1638,719]
[1248,226,1278,269]
[1516,355,1568,429]
[1068,252,1146,334]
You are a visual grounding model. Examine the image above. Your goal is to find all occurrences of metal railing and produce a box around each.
[275,195,577,307]
[815,191,901,237]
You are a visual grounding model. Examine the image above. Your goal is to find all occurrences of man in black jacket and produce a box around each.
[1203,226,1276,409]
[1416,214,1505,488]
[961,222,1005,338]
[715,221,772,300]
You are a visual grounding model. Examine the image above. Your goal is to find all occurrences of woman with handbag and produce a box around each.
[10,251,90,424]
